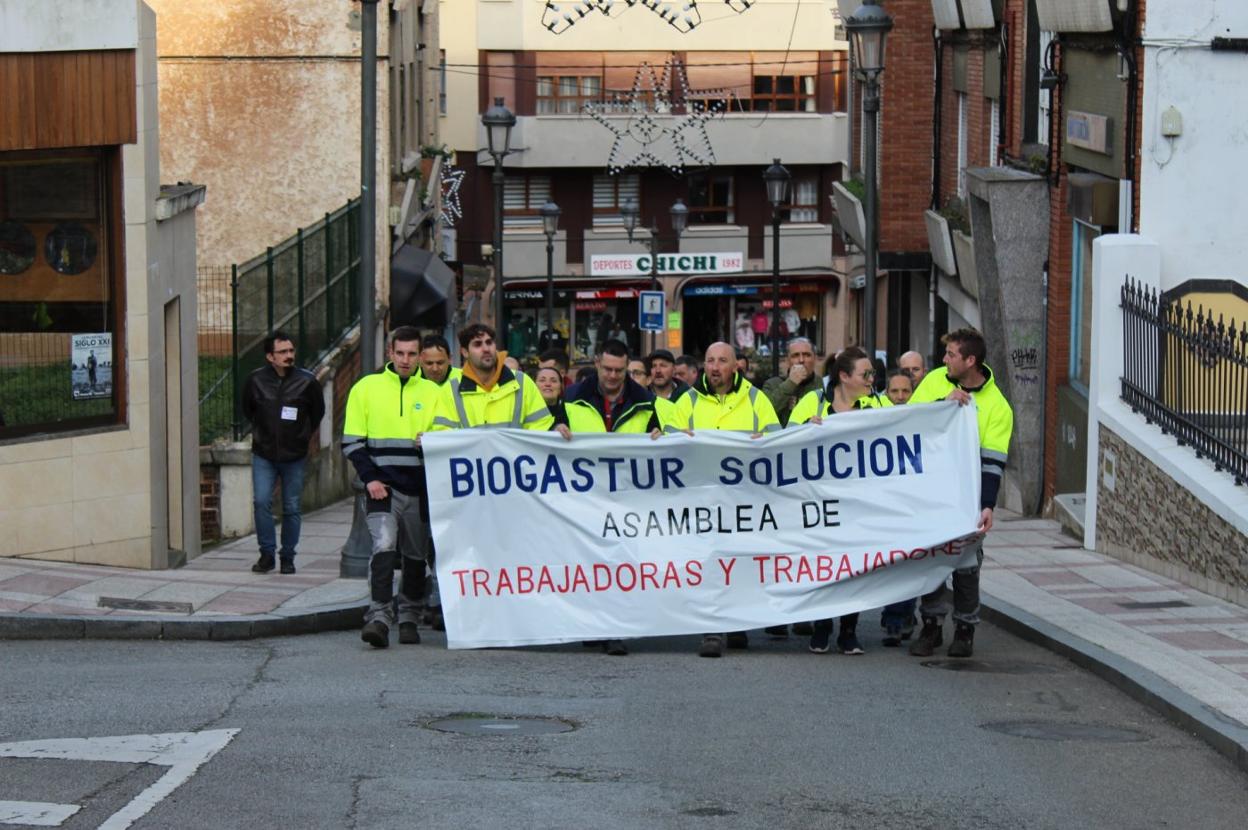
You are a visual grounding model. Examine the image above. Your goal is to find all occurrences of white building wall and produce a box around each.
[1140,0,1248,289]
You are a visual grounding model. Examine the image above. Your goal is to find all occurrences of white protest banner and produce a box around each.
[423,401,982,649]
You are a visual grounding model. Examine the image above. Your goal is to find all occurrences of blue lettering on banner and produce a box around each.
[446,435,922,499]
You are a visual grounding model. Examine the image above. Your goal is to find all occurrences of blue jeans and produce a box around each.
[252,456,306,560]
[881,598,917,629]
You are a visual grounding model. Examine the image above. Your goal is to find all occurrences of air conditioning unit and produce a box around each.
[931,0,961,30]
[1035,0,1113,33]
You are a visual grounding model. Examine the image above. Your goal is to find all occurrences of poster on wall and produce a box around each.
[71,332,112,400]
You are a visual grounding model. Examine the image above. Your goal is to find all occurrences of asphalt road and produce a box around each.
[2,623,1246,829]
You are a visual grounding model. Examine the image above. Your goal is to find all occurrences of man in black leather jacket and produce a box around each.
[240,331,325,574]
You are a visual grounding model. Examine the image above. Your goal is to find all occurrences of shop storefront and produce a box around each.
[680,280,831,357]
[503,285,645,361]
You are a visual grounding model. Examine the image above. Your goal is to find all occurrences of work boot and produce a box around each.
[603,639,629,656]
[947,622,975,658]
[399,622,421,645]
[361,620,390,649]
[699,634,725,658]
[279,558,296,575]
[251,554,275,574]
[726,631,749,649]
[908,618,943,657]
[764,625,789,637]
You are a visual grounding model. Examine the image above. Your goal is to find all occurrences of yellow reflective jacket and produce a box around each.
[910,364,1014,508]
[410,366,462,435]
[342,364,424,494]
[430,366,553,431]
[670,372,780,433]
[788,385,893,424]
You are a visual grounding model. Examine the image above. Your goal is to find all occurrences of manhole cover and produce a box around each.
[981,720,1151,743]
[426,716,575,736]
[921,659,1057,674]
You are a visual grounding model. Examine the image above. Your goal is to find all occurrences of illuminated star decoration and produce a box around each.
[542,0,755,35]
[440,163,465,227]
[584,56,734,176]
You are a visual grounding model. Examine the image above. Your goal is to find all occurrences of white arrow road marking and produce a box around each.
[0,800,80,827]
[0,729,239,830]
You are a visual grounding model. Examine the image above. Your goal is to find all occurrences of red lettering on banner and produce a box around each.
[795,556,814,583]
[472,569,492,596]
[718,557,737,585]
[496,568,514,595]
[889,549,907,565]
[640,561,660,590]
[516,566,534,594]
[617,563,638,592]
[453,569,470,596]
[662,561,682,589]
[835,556,853,580]
[817,555,834,581]
[753,555,769,582]
[593,563,612,591]
[537,566,556,592]
[570,565,590,592]
[871,552,888,571]
[910,547,929,561]
[774,555,793,582]
[685,560,703,586]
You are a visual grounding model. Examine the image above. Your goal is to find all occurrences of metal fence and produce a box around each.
[1120,278,1248,485]
[198,198,360,443]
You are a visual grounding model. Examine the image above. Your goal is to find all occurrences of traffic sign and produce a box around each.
[639,291,665,332]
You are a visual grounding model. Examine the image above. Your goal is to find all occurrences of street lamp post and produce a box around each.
[763,158,791,378]
[358,0,379,374]
[541,201,561,350]
[622,197,688,352]
[845,1,893,360]
[482,97,516,344]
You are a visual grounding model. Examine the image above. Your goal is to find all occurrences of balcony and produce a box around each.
[762,224,835,273]
[481,113,849,169]
[500,229,567,278]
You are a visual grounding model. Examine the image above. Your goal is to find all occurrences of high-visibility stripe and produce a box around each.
[748,386,760,433]
[982,449,1008,463]
[982,463,1004,475]
[432,416,460,428]
[366,438,415,449]
[450,379,470,427]
[370,454,424,467]
[512,373,526,427]
[523,408,551,424]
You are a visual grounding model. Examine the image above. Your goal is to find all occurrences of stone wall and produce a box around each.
[1097,425,1248,604]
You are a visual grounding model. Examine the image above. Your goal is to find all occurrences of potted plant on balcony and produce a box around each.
[942,196,978,299]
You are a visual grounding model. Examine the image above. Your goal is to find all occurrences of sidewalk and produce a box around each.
[0,498,366,640]
[1,502,1246,769]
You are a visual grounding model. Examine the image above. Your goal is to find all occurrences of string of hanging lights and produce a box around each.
[541,0,755,36]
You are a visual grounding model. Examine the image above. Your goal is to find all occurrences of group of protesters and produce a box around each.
[244,318,1012,659]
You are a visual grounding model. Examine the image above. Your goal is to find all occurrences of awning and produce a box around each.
[390,243,455,328]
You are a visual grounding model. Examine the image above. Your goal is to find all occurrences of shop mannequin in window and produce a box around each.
[734,311,754,350]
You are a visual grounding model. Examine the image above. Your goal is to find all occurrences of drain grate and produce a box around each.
[981,720,1151,743]
[97,597,193,614]
[426,715,575,736]
[921,659,1058,675]
[1116,600,1192,610]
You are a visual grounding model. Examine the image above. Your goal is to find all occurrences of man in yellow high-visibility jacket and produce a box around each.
[343,326,430,649]
[907,327,1014,659]
[430,324,553,431]
[669,341,780,658]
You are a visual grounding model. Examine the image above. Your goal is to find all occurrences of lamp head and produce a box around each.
[763,158,791,208]
[845,1,894,81]
[621,197,640,241]
[669,198,689,236]
[481,97,516,157]
[540,201,561,237]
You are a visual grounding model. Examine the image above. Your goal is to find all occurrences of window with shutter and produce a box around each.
[592,174,641,227]
[503,175,551,229]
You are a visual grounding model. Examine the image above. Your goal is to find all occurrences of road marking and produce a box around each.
[0,729,239,830]
[0,801,81,827]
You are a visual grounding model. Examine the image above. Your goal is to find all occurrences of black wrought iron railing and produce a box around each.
[1121,278,1248,485]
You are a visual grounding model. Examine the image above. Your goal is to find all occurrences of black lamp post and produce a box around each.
[482,97,516,344]
[540,200,561,351]
[623,197,688,352]
[845,1,892,359]
[763,158,791,377]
